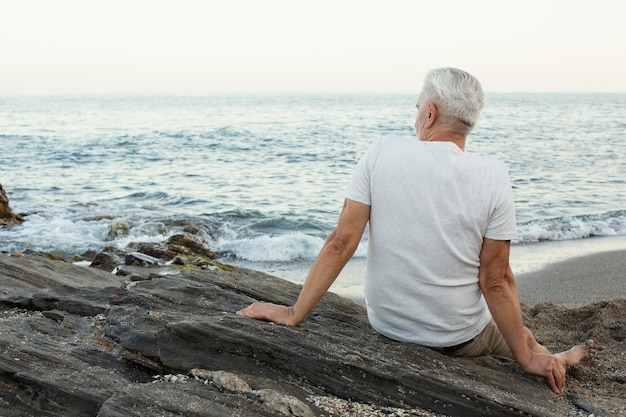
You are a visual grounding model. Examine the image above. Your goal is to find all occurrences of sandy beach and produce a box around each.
[513,245,626,416]
[517,248,626,308]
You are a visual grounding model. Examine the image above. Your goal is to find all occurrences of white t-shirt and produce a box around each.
[345,136,518,347]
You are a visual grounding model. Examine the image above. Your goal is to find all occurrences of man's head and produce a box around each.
[415,68,484,140]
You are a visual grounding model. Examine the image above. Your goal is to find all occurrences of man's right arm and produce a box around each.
[237,198,370,326]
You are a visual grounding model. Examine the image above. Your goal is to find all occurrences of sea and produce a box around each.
[1,93,625,299]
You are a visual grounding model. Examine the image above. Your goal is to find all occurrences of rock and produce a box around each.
[0,183,24,226]
[22,249,67,261]
[84,215,117,221]
[0,254,619,416]
[77,249,100,262]
[90,251,118,272]
[189,368,315,415]
[0,253,124,296]
[126,243,180,262]
[106,221,129,241]
[254,389,315,417]
[172,255,235,272]
[90,246,126,272]
[183,226,201,235]
[191,369,252,393]
[90,235,219,274]
[166,234,217,259]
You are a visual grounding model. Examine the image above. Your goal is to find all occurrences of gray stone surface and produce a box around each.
[0,254,603,416]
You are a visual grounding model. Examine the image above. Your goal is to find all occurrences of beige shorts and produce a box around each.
[440,319,514,358]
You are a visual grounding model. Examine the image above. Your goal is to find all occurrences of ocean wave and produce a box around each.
[112,191,169,201]
[153,127,253,142]
[108,191,209,208]
[515,210,626,243]
[2,206,624,262]
[0,211,109,257]
[214,232,325,262]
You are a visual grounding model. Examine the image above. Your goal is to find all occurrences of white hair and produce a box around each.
[421,68,485,131]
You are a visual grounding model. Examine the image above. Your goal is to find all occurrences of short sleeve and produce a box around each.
[484,163,518,240]
[344,139,386,206]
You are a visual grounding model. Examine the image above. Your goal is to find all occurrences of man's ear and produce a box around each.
[426,101,437,128]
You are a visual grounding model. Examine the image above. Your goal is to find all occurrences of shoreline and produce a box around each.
[5,234,626,308]
[511,235,626,274]
[323,235,626,307]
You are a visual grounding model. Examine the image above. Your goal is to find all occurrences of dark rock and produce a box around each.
[0,183,24,226]
[84,215,117,221]
[21,249,67,261]
[171,255,235,272]
[129,274,151,282]
[172,255,186,265]
[90,235,219,274]
[75,249,100,262]
[89,246,127,271]
[166,234,217,259]
[0,254,122,291]
[42,308,68,322]
[0,254,610,417]
[91,250,123,272]
[183,226,201,235]
[126,243,180,261]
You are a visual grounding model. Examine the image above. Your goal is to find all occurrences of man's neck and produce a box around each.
[421,129,467,151]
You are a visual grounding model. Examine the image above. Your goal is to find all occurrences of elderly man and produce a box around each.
[238,67,594,393]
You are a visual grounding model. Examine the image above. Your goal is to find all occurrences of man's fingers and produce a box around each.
[236,302,264,318]
[549,363,566,393]
[547,372,559,393]
[237,302,268,317]
[524,353,570,394]
[556,365,566,392]
[236,304,252,316]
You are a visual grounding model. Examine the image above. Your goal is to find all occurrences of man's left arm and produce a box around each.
[237,198,370,326]
[479,238,568,393]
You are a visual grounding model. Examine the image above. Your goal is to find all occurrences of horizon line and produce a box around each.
[2,90,626,97]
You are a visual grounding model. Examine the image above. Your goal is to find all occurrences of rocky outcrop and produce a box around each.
[0,183,24,226]
[0,254,619,416]
[89,234,219,273]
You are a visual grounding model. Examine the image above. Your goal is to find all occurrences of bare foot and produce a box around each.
[555,339,597,367]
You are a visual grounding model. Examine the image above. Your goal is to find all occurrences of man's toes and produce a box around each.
[584,339,597,357]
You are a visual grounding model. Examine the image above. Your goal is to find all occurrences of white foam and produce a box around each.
[112,222,174,248]
[515,212,626,243]
[1,211,108,255]
[214,232,325,262]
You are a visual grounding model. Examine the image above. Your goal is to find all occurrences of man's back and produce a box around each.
[345,135,517,347]
[238,68,597,394]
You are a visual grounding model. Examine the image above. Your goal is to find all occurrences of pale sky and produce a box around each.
[2,0,625,94]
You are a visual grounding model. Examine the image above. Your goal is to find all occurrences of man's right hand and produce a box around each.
[236,302,300,327]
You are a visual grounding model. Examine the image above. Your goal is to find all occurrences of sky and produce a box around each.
[1,0,625,94]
